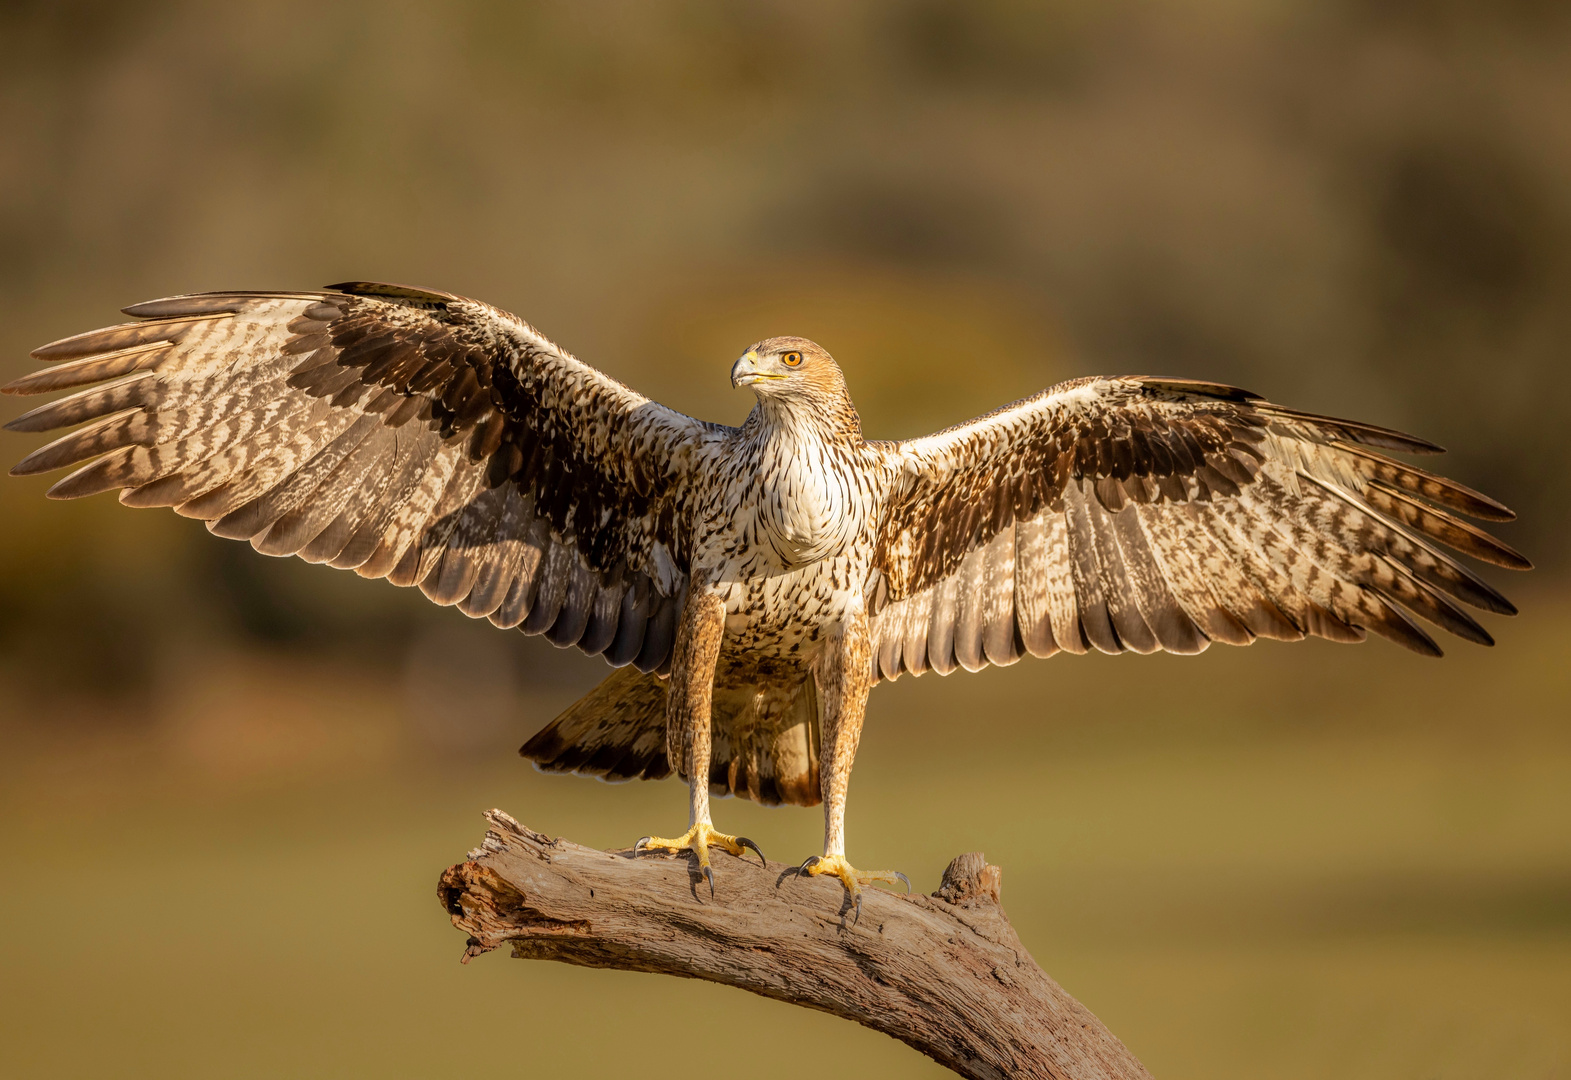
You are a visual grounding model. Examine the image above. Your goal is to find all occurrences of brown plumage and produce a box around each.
[4,283,1529,905]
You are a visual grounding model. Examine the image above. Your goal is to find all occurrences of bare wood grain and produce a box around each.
[438,810,1153,1080]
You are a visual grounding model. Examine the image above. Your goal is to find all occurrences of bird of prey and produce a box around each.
[5,281,1530,910]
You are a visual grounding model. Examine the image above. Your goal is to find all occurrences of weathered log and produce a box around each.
[438,809,1152,1080]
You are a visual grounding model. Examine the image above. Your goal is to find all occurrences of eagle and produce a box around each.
[5,281,1529,911]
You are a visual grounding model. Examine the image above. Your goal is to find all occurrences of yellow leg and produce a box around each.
[640,587,765,896]
[798,854,911,922]
[635,822,765,895]
[799,610,906,922]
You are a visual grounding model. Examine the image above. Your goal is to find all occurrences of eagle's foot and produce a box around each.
[633,822,765,895]
[797,854,911,922]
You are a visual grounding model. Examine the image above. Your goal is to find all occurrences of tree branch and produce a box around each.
[438,809,1152,1080]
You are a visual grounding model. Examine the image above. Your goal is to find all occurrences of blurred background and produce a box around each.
[1,1,1567,1077]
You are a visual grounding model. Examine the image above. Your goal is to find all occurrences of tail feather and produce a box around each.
[520,665,672,783]
[707,675,822,807]
[520,661,822,807]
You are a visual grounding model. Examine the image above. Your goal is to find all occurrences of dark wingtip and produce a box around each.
[1495,549,1533,572]
[30,337,90,362]
[119,294,255,319]
[325,281,458,305]
[1135,376,1263,402]
[3,401,66,433]
[1464,493,1517,523]
[1379,608,1445,657]
[1275,407,1448,454]
[1444,612,1496,647]
[1353,425,1446,455]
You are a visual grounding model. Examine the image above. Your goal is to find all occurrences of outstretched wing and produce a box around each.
[5,283,719,672]
[869,376,1529,678]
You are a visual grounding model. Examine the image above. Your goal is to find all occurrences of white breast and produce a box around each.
[756,437,860,566]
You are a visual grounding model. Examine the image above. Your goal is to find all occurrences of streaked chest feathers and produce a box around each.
[752,431,865,567]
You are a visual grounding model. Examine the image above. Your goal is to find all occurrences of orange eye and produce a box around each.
[782,351,802,367]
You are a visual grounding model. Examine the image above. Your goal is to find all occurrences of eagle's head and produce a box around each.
[731,336,849,409]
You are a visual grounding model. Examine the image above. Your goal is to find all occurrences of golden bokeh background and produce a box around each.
[1,3,1567,1077]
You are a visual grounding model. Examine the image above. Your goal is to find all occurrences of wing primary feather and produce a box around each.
[10,410,145,477]
[1,342,173,396]
[5,372,156,433]
[1331,441,1515,522]
[120,294,280,319]
[1262,405,1446,454]
[1381,559,1495,645]
[27,316,216,362]
[1362,480,1530,569]
[1294,470,1521,614]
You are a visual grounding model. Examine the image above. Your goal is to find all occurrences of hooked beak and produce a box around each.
[731,351,770,388]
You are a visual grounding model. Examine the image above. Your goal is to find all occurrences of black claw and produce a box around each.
[853,892,863,925]
[893,871,912,895]
[737,836,766,867]
[702,864,715,897]
[633,836,651,854]
[797,855,821,876]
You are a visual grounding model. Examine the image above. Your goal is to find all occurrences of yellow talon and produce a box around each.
[633,822,765,894]
[798,854,911,921]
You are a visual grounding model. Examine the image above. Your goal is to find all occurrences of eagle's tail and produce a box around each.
[520,664,822,807]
